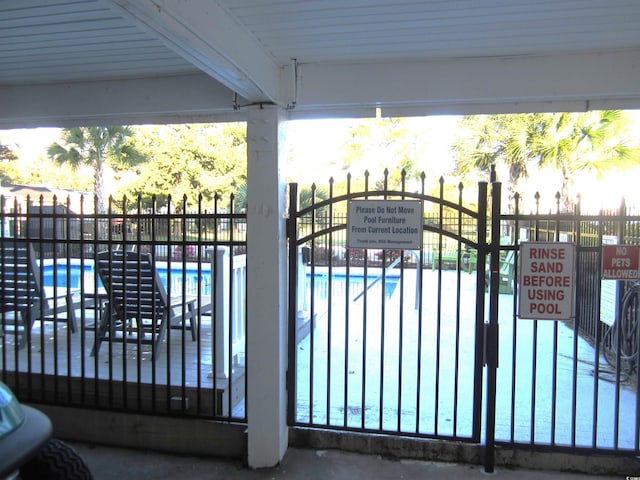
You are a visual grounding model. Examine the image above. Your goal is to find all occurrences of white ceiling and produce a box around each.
[1,0,639,127]
[228,0,640,62]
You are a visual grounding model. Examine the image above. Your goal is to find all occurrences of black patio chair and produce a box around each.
[0,241,78,349]
[91,250,202,357]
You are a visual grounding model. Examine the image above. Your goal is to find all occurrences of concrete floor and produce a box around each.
[70,443,625,480]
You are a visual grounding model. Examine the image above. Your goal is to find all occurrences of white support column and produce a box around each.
[246,105,288,468]
[213,247,230,413]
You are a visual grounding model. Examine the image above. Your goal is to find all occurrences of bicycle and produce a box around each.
[601,280,640,383]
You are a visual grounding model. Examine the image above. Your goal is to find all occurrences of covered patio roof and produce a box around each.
[2,2,640,471]
[1,0,639,127]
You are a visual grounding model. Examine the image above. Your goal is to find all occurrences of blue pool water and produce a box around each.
[309,272,399,301]
[42,262,398,301]
[42,261,212,296]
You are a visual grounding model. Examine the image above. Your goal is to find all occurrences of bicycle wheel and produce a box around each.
[602,283,640,379]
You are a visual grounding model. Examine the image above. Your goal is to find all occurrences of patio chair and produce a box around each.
[0,241,78,349]
[91,250,201,357]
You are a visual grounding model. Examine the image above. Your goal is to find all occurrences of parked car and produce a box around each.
[0,381,92,479]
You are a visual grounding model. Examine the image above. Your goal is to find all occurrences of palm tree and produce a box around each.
[454,111,639,211]
[533,110,637,210]
[454,114,501,178]
[454,114,537,204]
[47,126,143,213]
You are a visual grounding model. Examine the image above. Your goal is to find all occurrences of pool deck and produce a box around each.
[1,294,246,418]
[2,267,638,455]
[70,442,625,480]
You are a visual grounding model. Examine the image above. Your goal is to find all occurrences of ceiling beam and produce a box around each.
[289,48,640,118]
[107,0,282,104]
[0,74,243,128]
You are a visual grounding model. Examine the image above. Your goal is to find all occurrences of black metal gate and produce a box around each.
[287,171,490,445]
[287,171,640,473]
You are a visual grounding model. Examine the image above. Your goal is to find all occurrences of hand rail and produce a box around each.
[353,254,403,302]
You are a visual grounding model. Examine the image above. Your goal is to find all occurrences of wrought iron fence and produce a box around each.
[497,194,640,455]
[288,172,487,444]
[288,171,640,466]
[0,193,247,422]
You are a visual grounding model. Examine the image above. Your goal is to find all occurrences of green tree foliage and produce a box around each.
[0,143,19,184]
[0,140,93,193]
[454,114,544,199]
[339,118,420,189]
[234,183,247,213]
[0,143,18,162]
[453,111,639,210]
[47,126,143,213]
[298,184,329,210]
[534,110,638,209]
[330,116,462,198]
[125,123,246,211]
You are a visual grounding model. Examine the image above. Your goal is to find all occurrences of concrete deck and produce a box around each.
[70,442,625,480]
[5,268,639,476]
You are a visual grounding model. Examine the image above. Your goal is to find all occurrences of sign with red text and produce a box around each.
[601,244,639,280]
[518,242,576,320]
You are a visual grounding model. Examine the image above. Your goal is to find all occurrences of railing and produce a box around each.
[288,175,486,445]
[288,171,640,465]
[210,247,247,415]
[0,193,247,422]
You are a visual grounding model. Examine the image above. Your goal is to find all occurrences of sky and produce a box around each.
[1,111,639,213]
[285,115,460,185]
[0,126,61,160]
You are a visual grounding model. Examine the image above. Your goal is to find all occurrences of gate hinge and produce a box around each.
[483,322,499,368]
[286,216,295,240]
[483,323,488,366]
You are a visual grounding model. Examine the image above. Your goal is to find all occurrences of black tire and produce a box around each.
[602,284,640,380]
[20,438,93,480]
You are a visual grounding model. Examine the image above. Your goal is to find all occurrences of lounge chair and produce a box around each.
[0,241,78,349]
[91,250,202,357]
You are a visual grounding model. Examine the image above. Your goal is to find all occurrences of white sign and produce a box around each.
[518,242,576,320]
[347,200,423,250]
[600,235,618,326]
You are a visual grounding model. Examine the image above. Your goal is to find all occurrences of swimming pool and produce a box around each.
[307,270,399,301]
[41,260,212,296]
[41,261,398,301]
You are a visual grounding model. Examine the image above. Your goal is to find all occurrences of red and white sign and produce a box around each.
[518,242,575,320]
[601,244,640,280]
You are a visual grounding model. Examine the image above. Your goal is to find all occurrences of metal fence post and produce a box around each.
[484,181,502,473]
[287,183,299,425]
